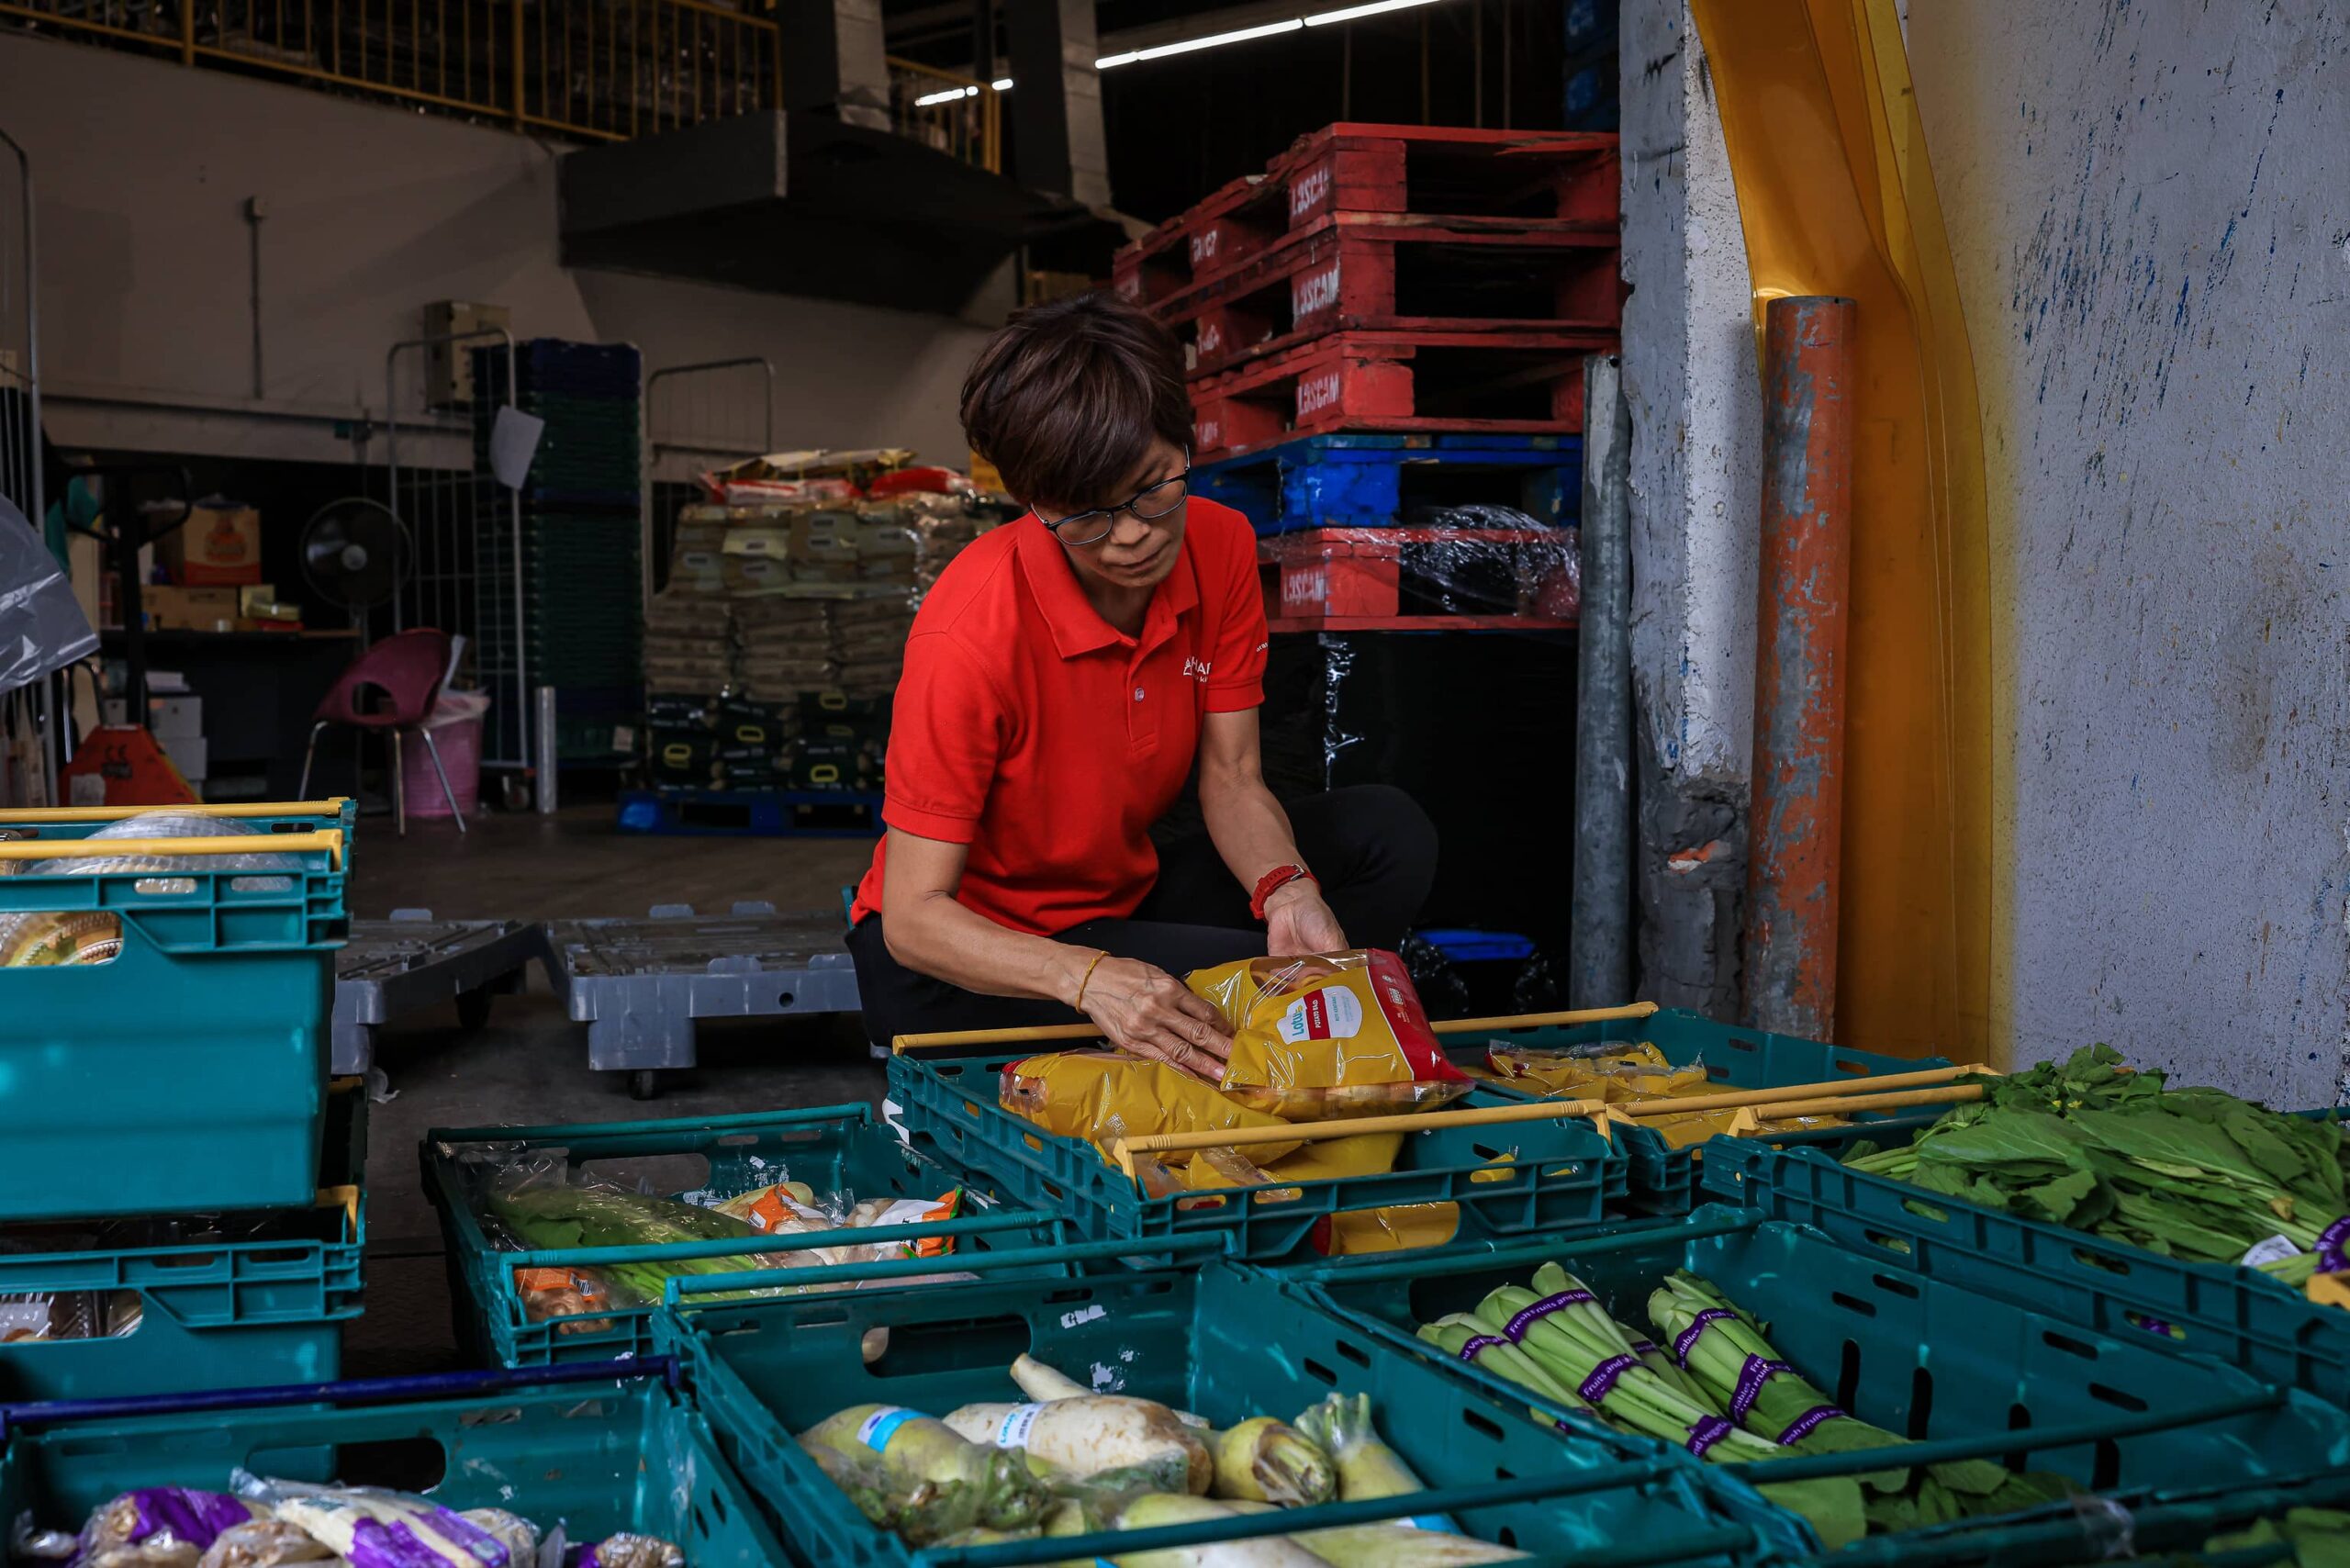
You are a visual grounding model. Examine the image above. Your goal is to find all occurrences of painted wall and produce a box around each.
[0,31,999,467]
[1904,0,2350,1103]
[1617,1,1762,1016]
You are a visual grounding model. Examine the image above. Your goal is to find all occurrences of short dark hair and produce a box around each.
[961,293,1192,509]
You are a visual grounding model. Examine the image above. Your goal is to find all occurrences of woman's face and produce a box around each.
[1041,437,1191,596]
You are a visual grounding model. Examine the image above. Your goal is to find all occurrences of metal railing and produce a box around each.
[0,0,999,167]
[887,55,1000,174]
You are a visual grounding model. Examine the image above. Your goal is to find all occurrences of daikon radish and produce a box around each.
[946,1397,1214,1495]
[1292,1396,1426,1502]
[799,1405,1047,1533]
[1215,1500,1516,1565]
[1103,1494,1325,1568]
[1010,1356,1211,1428]
[1206,1419,1336,1506]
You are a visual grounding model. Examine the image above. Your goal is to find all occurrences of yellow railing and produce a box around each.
[0,0,998,166]
[886,54,1001,174]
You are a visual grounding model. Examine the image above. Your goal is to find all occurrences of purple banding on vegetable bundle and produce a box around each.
[1730,1356,1793,1422]
[1673,1308,1735,1367]
[1578,1352,1639,1403]
[117,1491,252,1553]
[1776,1405,1847,1444]
[1503,1289,1595,1342]
[2318,1215,2350,1273]
[1456,1334,1510,1362]
[348,1515,506,1568]
[1630,1339,1661,1355]
[1685,1416,1735,1457]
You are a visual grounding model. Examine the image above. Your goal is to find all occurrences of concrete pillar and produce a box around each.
[1004,0,1112,207]
[1617,0,1763,1017]
[780,0,893,134]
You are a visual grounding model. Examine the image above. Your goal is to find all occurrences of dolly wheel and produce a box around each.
[455,989,493,1032]
[629,1070,662,1101]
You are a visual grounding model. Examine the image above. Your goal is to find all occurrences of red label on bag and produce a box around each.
[1366,947,1466,1081]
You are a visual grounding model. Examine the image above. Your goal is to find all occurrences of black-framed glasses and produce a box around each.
[1038,453,1192,547]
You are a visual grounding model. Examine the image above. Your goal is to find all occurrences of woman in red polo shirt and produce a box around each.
[846,295,1436,1077]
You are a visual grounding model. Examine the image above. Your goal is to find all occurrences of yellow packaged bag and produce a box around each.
[1484,1040,1712,1102]
[999,1050,1302,1166]
[1185,949,1472,1120]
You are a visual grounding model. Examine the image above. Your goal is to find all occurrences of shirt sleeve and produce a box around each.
[1203,512,1270,712]
[880,630,1005,843]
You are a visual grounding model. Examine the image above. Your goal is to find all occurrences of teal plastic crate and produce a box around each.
[0,801,352,1220]
[0,1082,366,1403]
[0,1362,782,1568]
[664,1248,1809,1568]
[422,1103,1091,1366]
[887,1045,1627,1263]
[1704,1127,2350,1409]
[1449,1008,1955,1214]
[1285,1205,2350,1562]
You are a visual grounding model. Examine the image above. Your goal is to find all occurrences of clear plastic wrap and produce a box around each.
[0,1287,141,1343]
[72,1490,270,1568]
[0,813,302,963]
[1,497,98,700]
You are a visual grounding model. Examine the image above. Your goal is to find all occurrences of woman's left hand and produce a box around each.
[1264,881,1348,957]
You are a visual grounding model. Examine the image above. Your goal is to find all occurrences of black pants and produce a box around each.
[847,784,1437,1049]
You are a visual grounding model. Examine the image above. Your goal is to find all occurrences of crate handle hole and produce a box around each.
[1496,1529,1518,1549]
[2122,1312,2184,1342]
[1460,1408,1505,1441]
[1302,1357,1338,1386]
[2087,1383,2148,1413]
[1175,1194,1230,1212]
[775,991,794,1007]
[1335,1339,1370,1367]
[1469,1167,1517,1185]
[937,1064,965,1080]
[1023,1132,1044,1151]
[708,1487,728,1523]
[2091,1437,2121,1490]
[1869,1274,1921,1301]
[2041,1329,2099,1361]
[1862,1230,1914,1257]
[1726,1036,1761,1054]
[1248,1187,1305,1205]
[2070,1249,2131,1275]
[689,1504,711,1543]
[1900,1199,1951,1225]
[1828,1292,1875,1318]
[1906,1366,1934,1440]
[1834,1058,1871,1075]
[156,1250,224,1271]
[320,1435,447,1492]
[249,1248,306,1266]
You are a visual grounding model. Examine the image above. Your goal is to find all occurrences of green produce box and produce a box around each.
[0,1362,782,1568]
[0,1081,365,1403]
[888,1044,1627,1265]
[665,1253,1807,1568]
[1704,1110,2350,1409]
[0,800,352,1221]
[424,1104,1086,1367]
[1451,1007,1954,1215]
[1287,1204,2350,1565]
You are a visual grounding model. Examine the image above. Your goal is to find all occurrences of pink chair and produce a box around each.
[296,628,467,835]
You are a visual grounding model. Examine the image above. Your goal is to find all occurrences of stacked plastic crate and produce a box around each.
[0,800,364,1402]
[472,340,645,768]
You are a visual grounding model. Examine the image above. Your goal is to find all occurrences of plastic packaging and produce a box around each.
[1,498,98,699]
[1186,950,1472,1119]
[999,1052,1302,1165]
[74,1490,269,1568]
[231,1475,506,1568]
[194,1522,334,1568]
[1483,1041,1709,1102]
[565,1538,682,1568]
[0,1287,142,1342]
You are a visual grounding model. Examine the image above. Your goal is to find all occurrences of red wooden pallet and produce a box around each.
[1259,525,1580,631]
[1168,212,1623,378]
[1115,125,1619,309]
[1192,329,1617,462]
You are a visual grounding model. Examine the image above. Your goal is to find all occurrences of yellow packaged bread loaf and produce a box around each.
[1185,949,1472,1119]
[999,1050,1303,1165]
[1484,1040,1711,1101]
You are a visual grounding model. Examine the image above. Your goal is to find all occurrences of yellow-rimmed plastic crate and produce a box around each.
[0,800,352,1220]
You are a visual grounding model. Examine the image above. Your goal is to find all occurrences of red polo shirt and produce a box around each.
[850,498,1269,935]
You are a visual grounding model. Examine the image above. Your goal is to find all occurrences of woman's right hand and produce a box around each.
[1074,955,1233,1081]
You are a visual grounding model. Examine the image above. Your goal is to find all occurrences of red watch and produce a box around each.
[1250,863,1317,921]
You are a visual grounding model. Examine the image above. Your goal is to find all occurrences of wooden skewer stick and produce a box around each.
[1107,1064,1993,1174]
[892,999,1665,1055]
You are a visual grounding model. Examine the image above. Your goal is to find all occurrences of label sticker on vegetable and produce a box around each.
[2319,1215,2350,1274]
[1502,1288,1595,1342]
[1685,1416,1735,1457]
[2241,1234,2302,1269]
[1730,1357,1792,1421]
[1395,1517,1459,1533]
[1455,1334,1509,1364]
[1673,1308,1735,1367]
[1579,1352,1639,1403]
[1776,1406,1847,1444]
[856,1406,921,1452]
[1278,984,1363,1044]
[993,1404,1046,1450]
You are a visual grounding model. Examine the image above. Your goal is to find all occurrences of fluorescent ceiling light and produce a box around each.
[912,83,983,106]
[1304,0,1444,25]
[1100,15,1305,67]
[991,77,1013,90]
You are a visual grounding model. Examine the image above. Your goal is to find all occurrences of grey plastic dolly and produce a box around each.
[535,902,864,1099]
[332,911,545,1074]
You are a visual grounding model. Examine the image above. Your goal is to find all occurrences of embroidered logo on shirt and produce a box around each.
[1182,655,1214,681]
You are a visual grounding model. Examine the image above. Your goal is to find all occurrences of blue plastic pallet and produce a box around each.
[616,786,882,838]
[1193,431,1584,535]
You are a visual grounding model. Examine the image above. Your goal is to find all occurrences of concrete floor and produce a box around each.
[344,804,889,1375]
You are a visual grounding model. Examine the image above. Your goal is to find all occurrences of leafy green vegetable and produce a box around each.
[1845,1047,2350,1277]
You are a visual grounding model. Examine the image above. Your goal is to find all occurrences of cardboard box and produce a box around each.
[157,506,263,586]
[148,696,204,740]
[142,586,240,632]
[159,733,208,783]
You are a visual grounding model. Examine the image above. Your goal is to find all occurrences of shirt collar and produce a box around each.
[1016,516,1200,660]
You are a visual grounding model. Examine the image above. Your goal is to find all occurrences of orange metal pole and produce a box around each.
[1745,295,1856,1041]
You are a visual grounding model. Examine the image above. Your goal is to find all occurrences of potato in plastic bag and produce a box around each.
[1000,1051,1301,1166]
[1184,950,1470,1120]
